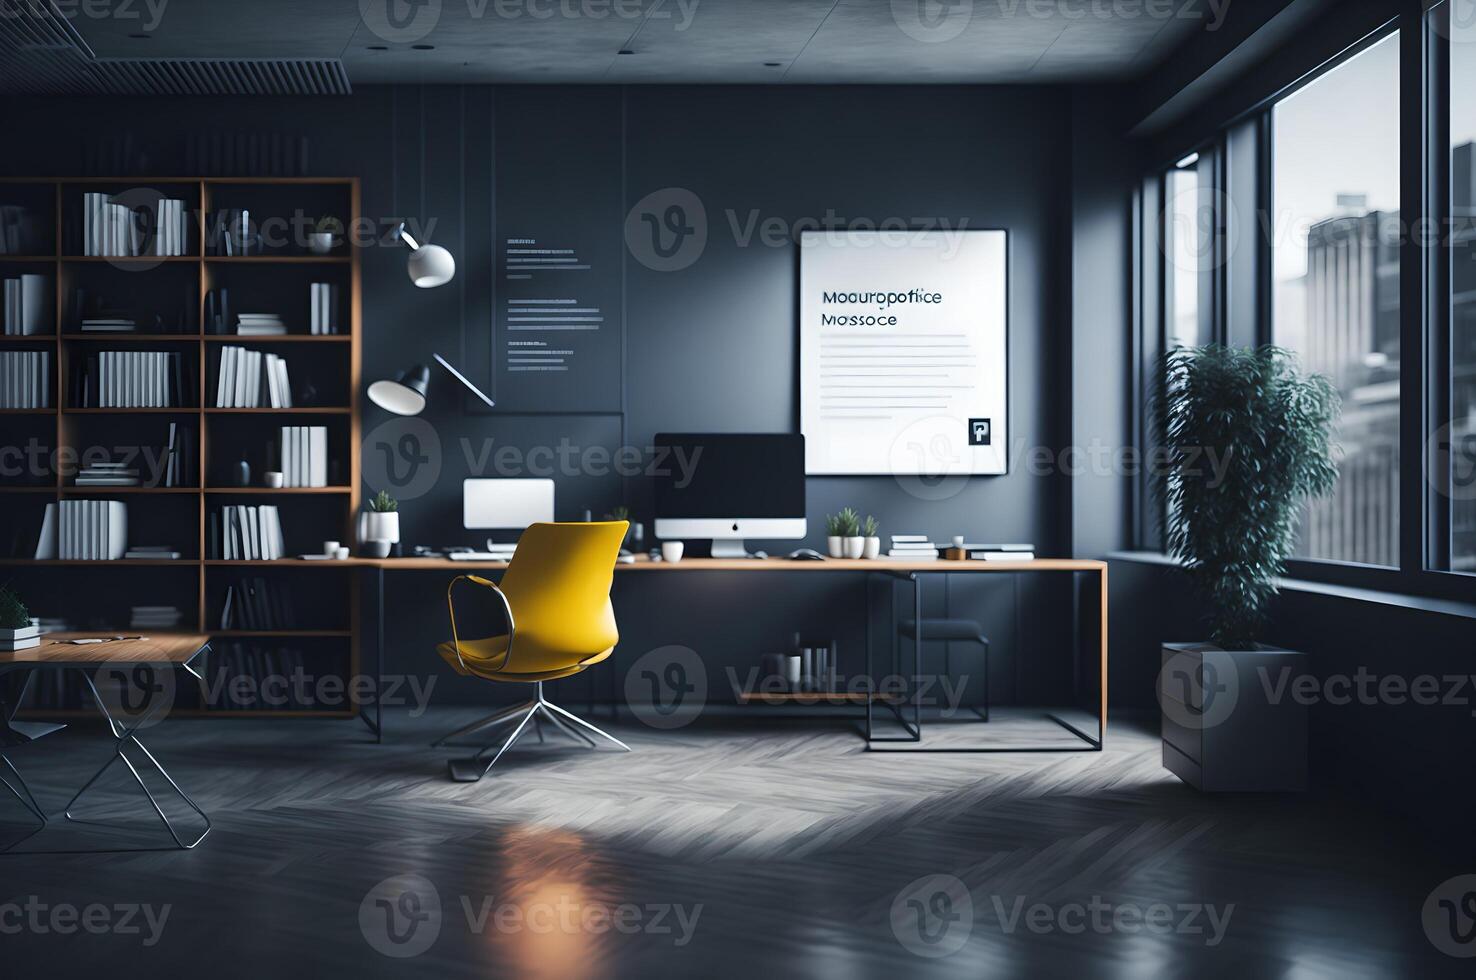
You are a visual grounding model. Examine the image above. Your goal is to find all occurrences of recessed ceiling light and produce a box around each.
[367,44,387,51]
[128,33,150,39]
[763,62,782,67]
[618,49,634,55]
[412,43,434,50]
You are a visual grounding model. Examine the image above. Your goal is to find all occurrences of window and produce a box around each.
[1270,34,1402,567]
[1445,8,1476,571]
[1165,157,1204,350]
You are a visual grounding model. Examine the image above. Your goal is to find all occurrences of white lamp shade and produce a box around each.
[408,243,455,288]
[367,374,428,415]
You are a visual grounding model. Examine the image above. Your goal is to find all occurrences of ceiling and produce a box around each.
[7,0,1211,93]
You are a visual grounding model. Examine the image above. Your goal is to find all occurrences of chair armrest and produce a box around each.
[446,575,517,673]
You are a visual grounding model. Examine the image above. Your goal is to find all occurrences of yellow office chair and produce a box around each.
[434,520,631,782]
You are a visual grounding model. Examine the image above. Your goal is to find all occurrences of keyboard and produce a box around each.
[447,551,515,561]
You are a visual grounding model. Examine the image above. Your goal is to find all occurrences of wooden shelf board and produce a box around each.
[62,333,202,341]
[204,486,351,494]
[205,407,351,414]
[205,255,349,264]
[61,256,200,263]
[0,559,194,566]
[0,485,58,492]
[0,255,59,262]
[0,335,58,341]
[0,408,56,415]
[65,407,199,413]
[61,486,198,494]
[202,335,350,343]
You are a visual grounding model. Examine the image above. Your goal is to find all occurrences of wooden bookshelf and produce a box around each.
[0,176,362,719]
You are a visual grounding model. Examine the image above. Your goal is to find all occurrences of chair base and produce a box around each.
[443,682,630,783]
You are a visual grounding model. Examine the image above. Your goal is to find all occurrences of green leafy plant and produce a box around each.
[314,216,343,236]
[862,515,879,538]
[607,505,630,522]
[1152,345,1339,649]
[0,584,29,630]
[835,507,861,537]
[824,513,842,536]
[369,489,398,513]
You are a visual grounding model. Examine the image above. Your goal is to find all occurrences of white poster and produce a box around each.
[800,229,1008,476]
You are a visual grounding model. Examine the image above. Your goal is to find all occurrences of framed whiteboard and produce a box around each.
[800,229,1008,476]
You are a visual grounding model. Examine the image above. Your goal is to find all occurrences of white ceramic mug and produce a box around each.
[323,540,340,557]
[661,541,684,563]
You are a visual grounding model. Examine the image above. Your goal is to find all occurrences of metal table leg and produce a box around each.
[358,566,384,743]
[64,667,212,849]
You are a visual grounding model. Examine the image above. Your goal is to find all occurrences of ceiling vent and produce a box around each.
[0,2,350,95]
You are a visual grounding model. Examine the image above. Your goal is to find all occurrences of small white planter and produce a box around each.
[827,536,844,558]
[359,510,400,545]
[843,536,865,559]
[863,536,881,560]
[308,232,337,255]
[0,625,39,651]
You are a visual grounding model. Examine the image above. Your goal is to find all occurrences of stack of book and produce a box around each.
[0,350,50,408]
[212,504,286,560]
[49,499,129,560]
[73,350,187,408]
[131,605,184,629]
[236,313,286,336]
[76,461,139,487]
[888,535,940,560]
[969,544,1037,562]
[220,577,301,631]
[278,425,328,487]
[215,345,294,408]
[80,317,137,333]
[3,274,51,334]
[83,193,190,257]
[125,545,183,560]
[308,282,341,335]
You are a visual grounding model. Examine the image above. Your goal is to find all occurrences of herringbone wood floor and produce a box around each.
[0,708,1467,979]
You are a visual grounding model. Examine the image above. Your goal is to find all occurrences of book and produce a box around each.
[974,551,1037,562]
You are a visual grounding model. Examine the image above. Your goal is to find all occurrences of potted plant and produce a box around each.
[862,515,881,560]
[0,584,38,651]
[837,507,865,559]
[358,489,400,548]
[308,216,342,255]
[824,513,845,558]
[1152,345,1338,790]
[606,505,640,550]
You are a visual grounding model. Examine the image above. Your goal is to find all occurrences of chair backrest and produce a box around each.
[497,521,627,673]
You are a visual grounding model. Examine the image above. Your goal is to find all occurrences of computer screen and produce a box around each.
[463,478,555,530]
[653,434,805,520]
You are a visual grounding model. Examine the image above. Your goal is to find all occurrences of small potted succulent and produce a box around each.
[862,515,881,560]
[358,489,400,551]
[606,505,641,550]
[837,507,865,559]
[824,512,845,558]
[308,216,343,255]
[0,584,39,651]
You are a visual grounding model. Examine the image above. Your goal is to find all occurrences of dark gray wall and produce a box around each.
[3,84,1117,707]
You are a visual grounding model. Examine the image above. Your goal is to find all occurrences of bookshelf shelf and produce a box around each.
[3,175,363,722]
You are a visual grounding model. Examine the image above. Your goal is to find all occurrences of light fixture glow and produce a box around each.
[1175,152,1200,170]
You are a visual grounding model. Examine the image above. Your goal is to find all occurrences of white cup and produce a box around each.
[323,540,340,557]
[661,541,684,563]
[334,546,350,561]
[263,471,284,488]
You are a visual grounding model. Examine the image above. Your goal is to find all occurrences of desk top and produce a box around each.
[0,632,210,665]
[364,556,1107,573]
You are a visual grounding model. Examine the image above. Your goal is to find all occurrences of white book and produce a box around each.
[261,506,278,560]
[99,500,110,560]
[22,351,33,408]
[221,506,233,561]
[264,353,278,407]
[309,426,327,487]
[978,551,1037,562]
[216,345,233,408]
[276,357,292,408]
[284,426,297,486]
[110,501,128,559]
[34,502,57,559]
[157,351,167,407]
[298,426,309,488]
[233,343,248,408]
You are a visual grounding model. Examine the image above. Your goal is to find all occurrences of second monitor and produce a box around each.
[653,433,806,559]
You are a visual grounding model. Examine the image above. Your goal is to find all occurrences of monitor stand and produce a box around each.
[710,539,751,559]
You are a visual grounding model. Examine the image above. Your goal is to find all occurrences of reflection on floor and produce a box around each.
[0,708,1468,978]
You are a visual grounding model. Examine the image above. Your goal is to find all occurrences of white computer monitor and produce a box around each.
[652,434,806,558]
[463,479,555,543]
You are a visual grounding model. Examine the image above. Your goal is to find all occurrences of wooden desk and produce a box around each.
[0,632,212,849]
[361,557,1107,751]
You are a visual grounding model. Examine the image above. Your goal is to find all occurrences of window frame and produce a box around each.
[1135,10,1476,602]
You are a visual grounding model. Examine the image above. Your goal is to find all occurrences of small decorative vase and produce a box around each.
[863,536,881,560]
[234,459,251,487]
[308,232,336,255]
[843,536,865,559]
[827,536,844,559]
[358,510,400,545]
